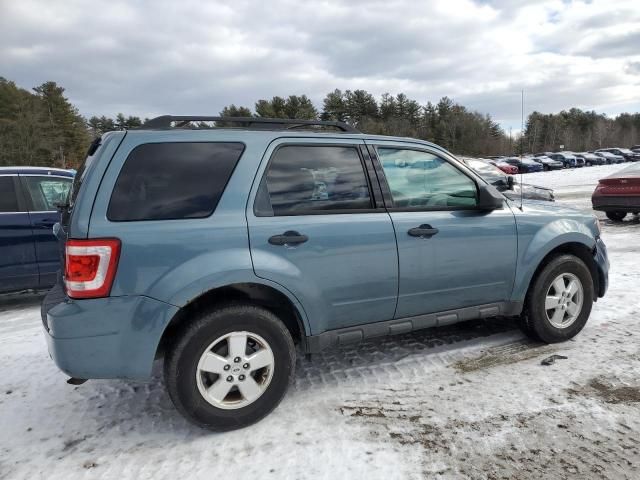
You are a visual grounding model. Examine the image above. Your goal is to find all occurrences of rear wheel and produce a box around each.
[164,304,295,430]
[521,254,594,343]
[606,211,627,222]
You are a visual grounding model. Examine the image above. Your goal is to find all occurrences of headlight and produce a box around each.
[593,215,602,237]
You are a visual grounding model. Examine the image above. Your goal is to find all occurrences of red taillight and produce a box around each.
[64,238,121,299]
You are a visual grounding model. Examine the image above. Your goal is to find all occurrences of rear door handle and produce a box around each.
[408,224,439,238]
[268,231,309,246]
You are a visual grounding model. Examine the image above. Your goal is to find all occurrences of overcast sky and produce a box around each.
[1,0,639,131]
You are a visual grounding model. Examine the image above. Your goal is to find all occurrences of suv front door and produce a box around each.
[368,141,518,320]
[247,139,398,334]
[19,174,73,287]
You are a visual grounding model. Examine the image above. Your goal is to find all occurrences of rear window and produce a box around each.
[107,142,244,221]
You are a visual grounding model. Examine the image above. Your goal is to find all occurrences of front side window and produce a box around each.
[0,177,20,212]
[377,148,477,209]
[107,142,244,221]
[262,145,372,216]
[22,176,72,211]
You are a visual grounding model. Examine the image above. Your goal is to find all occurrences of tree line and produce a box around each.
[523,108,640,153]
[220,91,511,156]
[1,76,638,169]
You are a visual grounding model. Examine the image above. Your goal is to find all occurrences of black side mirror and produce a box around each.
[477,183,504,210]
[507,175,515,190]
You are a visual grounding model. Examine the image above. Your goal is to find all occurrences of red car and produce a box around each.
[592,163,640,221]
[489,160,518,175]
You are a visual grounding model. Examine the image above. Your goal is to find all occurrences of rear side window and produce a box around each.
[0,177,19,212]
[107,142,244,221]
[260,145,372,216]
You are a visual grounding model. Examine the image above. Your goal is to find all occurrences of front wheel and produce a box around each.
[521,254,594,343]
[606,211,626,222]
[164,305,296,430]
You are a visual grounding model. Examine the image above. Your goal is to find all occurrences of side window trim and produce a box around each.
[253,142,382,217]
[367,144,481,212]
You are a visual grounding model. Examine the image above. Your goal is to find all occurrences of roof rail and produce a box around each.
[142,115,360,133]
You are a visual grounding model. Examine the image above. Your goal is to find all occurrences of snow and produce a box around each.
[1,164,640,479]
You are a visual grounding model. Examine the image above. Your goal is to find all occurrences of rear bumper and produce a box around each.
[43,286,179,379]
[592,195,640,212]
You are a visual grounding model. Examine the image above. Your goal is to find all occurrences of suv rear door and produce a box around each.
[247,138,398,334]
[0,175,38,292]
[367,140,517,319]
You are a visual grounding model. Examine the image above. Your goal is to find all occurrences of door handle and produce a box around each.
[268,231,309,246]
[408,224,439,238]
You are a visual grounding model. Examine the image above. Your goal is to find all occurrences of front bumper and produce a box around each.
[595,237,609,298]
[42,285,179,379]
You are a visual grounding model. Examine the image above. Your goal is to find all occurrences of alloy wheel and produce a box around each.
[544,273,584,329]
[196,331,275,410]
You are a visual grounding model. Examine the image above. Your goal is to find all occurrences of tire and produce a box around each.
[543,165,549,171]
[586,161,592,167]
[164,304,296,431]
[521,254,594,343]
[606,211,626,222]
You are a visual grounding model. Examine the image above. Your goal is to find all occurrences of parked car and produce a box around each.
[0,167,74,293]
[463,159,554,201]
[592,162,640,221]
[575,152,606,166]
[597,148,640,162]
[529,155,564,171]
[488,159,518,175]
[631,145,640,153]
[547,152,579,168]
[594,151,625,164]
[501,157,544,173]
[42,116,609,431]
[566,153,586,167]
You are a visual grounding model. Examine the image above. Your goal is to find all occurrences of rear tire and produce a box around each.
[521,254,594,343]
[164,304,296,431]
[606,211,626,222]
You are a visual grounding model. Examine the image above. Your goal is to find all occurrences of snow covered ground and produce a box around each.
[1,164,639,480]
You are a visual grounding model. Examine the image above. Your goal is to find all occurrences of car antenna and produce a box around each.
[519,89,525,211]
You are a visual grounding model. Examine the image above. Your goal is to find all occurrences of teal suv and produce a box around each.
[43,116,609,430]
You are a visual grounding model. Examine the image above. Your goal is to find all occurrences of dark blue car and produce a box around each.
[0,167,74,293]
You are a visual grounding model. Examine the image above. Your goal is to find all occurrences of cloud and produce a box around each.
[0,0,638,131]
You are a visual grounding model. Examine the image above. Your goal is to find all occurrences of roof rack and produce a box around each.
[142,115,360,133]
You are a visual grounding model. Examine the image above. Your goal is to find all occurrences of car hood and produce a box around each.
[503,182,554,202]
